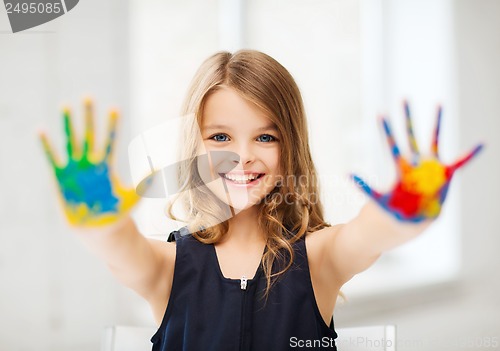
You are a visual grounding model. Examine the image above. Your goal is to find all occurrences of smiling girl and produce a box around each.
[40,50,482,350]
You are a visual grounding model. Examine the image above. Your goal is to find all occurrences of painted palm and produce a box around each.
[352,102,483,223]
[39,100,139,226]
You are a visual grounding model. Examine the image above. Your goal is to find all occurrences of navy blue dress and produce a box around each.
[151,229,337,350]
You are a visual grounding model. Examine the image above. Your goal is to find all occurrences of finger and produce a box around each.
[447,143,484,175]
[431,105,442,157]
[38,131,60,170]
[63,107,79,159]
[350,174,382,200]
[404,100,420,156]
[104,109,119,161]
[380,117,402,162]
[82,98,95,158]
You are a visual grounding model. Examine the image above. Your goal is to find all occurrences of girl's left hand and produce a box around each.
[351,101,483,223]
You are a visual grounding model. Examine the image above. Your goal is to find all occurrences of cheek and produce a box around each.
[267,148,281,174]
[261,148,282,190]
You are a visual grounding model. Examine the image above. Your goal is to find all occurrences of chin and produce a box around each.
[223,197,258,211]
[205,183,270,216]
[233,200,260,210]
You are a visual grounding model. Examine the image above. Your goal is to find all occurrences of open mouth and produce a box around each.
[219,173,265,185]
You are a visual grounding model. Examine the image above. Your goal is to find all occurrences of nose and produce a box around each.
[231,142,255,165]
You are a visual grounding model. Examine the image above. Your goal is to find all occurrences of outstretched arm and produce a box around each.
[39,100,175,306]
[325,102,483,284]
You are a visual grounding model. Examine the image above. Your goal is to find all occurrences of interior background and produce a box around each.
[0,1,498,350]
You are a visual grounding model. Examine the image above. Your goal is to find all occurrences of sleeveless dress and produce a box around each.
[151,229,338,350]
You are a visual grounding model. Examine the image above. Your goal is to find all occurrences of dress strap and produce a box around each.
[167,226,190,242]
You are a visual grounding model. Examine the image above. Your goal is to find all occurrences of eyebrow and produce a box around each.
[202,123,278,132]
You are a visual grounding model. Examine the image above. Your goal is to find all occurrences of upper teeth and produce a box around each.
[223,173,260,182]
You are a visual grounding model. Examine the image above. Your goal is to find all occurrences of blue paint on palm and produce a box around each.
[56,159,119,214]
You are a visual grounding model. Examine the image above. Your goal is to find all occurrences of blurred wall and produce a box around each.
[0,1,151,350]
[335,1,500,351]
[0,0,498,350]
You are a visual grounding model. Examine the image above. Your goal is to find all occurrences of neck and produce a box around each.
[224,205,266,245]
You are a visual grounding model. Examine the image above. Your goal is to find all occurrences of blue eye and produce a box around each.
[257,134,276,142]
[211,134,229,142]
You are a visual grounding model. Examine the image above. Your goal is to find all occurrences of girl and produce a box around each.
[40,50,482,350]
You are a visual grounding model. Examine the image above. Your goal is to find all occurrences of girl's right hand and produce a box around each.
[39,99,140,227]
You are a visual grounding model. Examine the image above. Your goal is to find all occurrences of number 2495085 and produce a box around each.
[5,2,62,14]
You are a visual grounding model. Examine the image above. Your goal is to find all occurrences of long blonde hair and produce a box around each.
[167,50,330,296]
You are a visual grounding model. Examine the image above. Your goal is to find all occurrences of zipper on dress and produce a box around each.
[239,275,248,350]
[240,275,248,290]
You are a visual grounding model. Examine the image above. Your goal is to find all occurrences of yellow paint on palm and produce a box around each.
[62,202,125,227]
[402,159,446,196]
[60,178,140,227]
[113,175,141,213]
[422,198,441,218]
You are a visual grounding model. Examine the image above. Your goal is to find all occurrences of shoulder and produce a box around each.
[145,229,198,323]
[163,227,212,263]
[145,228,203,294]
[304,224,346,285]
[146,236,177,285]
[305,224,344,257]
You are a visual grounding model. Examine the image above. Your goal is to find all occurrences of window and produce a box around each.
[128,0,460,298]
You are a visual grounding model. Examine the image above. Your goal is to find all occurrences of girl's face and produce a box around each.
[198,87,281,212]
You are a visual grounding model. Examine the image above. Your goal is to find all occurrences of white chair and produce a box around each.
[101,326,157,351]
[102,325,396,351]
[336,325,396,351]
